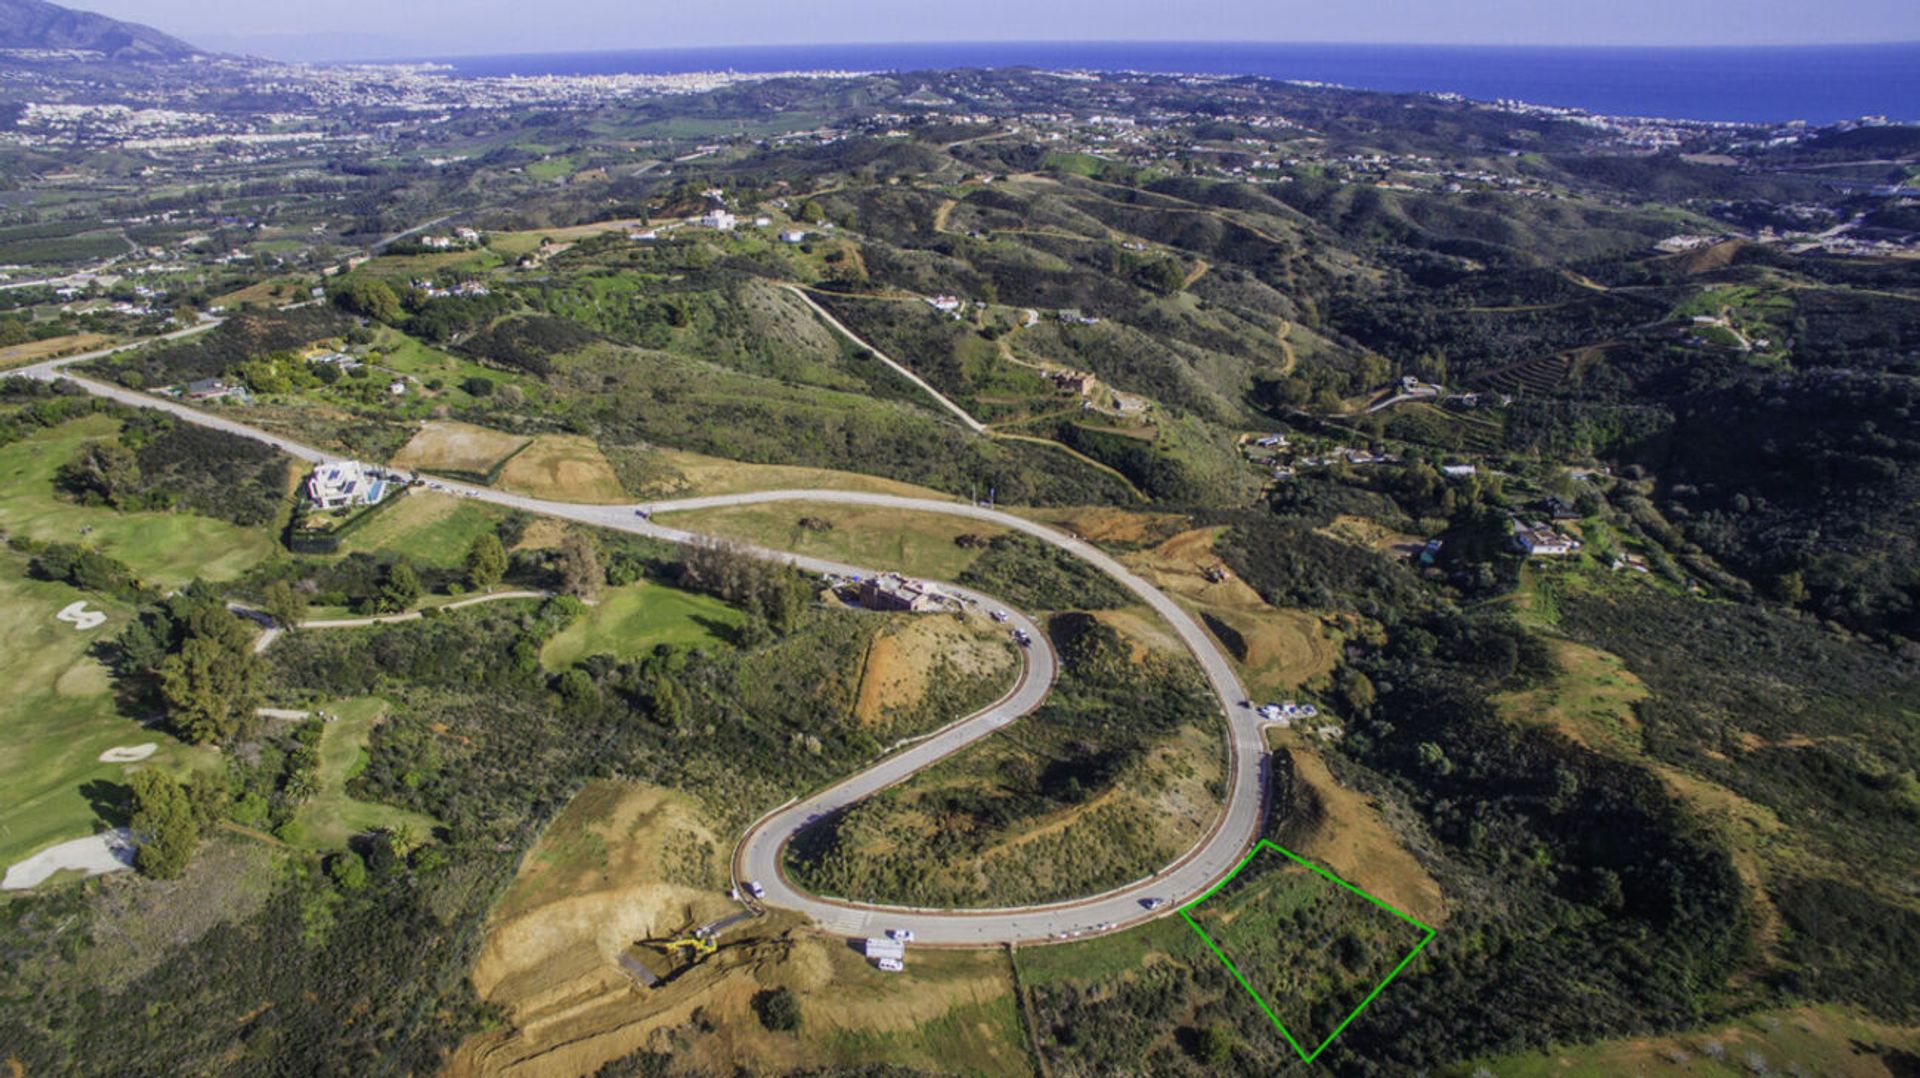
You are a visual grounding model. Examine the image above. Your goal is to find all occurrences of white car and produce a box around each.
[747,880,765,899]
[990,609,1009,622]
[887,928,915,942]
[1141,897,1167,911]
[1095,922,1114,932]
[875,957,904,973]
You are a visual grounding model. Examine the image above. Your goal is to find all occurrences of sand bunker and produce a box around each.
[99,743,158,763]
[2,828,136,890]
[57,600,106,631]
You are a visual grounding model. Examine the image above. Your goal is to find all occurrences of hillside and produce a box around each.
[0,0,197,59]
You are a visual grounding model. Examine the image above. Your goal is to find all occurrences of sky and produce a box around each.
[78,0,1920,61]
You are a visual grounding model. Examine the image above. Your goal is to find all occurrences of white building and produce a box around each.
[700,209,737,231]
[1511,521,1581,557]
[307,461,388,511]
[927,294,962,313]
[779,230,809,244]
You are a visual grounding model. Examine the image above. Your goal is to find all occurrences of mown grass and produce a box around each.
[334,492,503,571]
[0,414,280,586]
[0,558,219,870]
[278,696,442,850]
[540,580,743,669]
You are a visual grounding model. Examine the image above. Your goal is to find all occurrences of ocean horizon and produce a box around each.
[391,40,1920,126]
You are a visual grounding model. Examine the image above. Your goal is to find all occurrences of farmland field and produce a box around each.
[388,420,530,477]
[494,433,628,503]
[657,501,1005,582]
[0,332,114,371]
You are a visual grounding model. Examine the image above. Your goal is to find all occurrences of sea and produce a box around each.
[421,41,1920,126]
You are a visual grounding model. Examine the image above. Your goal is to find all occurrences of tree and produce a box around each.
[128,769,198,879]
[1338,667,1377,713]
[377,559,422,613]
[553,532,603,600]
[159,634,262,743]
[56,439,141,508]
[329,850,369,891]
[332,276,401,323]
[465,532,508,591]
[753,987,801,1031]
[1197,1024,1235,1068]
[263,579,309,632]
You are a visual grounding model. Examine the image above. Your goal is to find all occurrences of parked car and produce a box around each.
[990,609,1009,622]
[876,957,904,972]
[1141,897,1167,910]
[887,928,915,942]
[747,880,765,899]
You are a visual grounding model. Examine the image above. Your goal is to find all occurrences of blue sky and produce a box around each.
[81,0,1920,61]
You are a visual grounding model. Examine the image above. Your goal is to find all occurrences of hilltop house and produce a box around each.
[1510,521,1581,557]
[859,574,946,612]
[182,378,248,403]
[307,461,388,511]
[1050,370,1099,395]
[699,208,737,231]
[926,294,962,314]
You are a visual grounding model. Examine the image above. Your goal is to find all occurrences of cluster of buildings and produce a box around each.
[416,227,482,250]
[409,278,490,299]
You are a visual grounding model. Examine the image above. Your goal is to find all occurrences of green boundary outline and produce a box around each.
[1177,839,1436,1065]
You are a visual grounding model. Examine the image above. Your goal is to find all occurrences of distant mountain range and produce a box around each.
[0,0,198,60]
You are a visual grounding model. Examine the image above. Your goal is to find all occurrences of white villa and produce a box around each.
[1511,521,1581,557]
[307,461,389,511]
[700,209,737,231]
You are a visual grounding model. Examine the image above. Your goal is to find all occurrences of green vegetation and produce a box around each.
[0,413,279,585]
[658,500,996,582]
[955,532,1131,610]
[787,613,1218,906]
[540,579,743,668]
[1181,842,1434,1063]
[275,698,442,850]
[0,558,216,870]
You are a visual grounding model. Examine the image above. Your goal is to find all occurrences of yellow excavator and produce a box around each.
[659,933,717,960]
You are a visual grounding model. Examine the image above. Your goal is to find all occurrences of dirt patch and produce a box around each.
[653,447,957,500]
[1285,749,1446,927]
[1316,513,1421,554]
[1120,527,1340,697]
[457,781,1027,1078]
[495,434,628,503]
[1492,638,1647,752]
[0,332,114,371]
[511,517,570,553]
[1027,506,1191,548]
[390,421,529,476]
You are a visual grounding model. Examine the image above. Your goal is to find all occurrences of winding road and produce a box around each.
[9,343,1276,948]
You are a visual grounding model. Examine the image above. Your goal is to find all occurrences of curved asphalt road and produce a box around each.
[10,348,1270,947]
